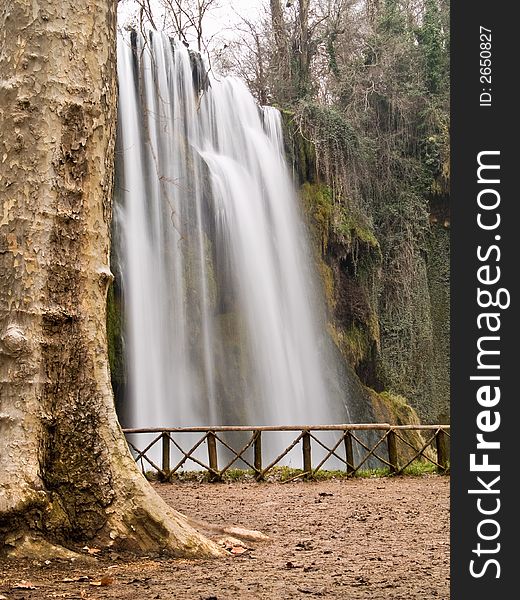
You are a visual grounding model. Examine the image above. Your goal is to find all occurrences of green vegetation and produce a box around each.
[143,461,447,483]
[276,1,450,423]
[300,182,333,254]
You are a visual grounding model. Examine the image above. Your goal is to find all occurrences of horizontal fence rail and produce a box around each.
[122,424,450,481]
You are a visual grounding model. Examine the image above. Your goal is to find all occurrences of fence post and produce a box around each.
[302,430,312,476]
[161,432,170,480]
[254,430,263,481]
[436,428,449,472]
[387,429,398,474]
[207,431,220,481]
[344,431,355,475]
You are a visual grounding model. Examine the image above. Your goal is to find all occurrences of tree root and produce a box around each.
[98,475,227,558]
[184,516,270,543]
[4,534,94,563]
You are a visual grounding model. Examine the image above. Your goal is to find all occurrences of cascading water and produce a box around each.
[115,30,364,466]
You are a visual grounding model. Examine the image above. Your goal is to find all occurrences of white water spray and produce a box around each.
[115,31,353,463]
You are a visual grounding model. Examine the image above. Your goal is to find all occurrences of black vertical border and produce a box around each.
[451,1,517,597]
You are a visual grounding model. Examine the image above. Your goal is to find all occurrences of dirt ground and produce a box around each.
[0,476,449,599]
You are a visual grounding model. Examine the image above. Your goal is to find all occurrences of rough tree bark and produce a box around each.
[269,0,313,101]
[270,0,288,53]
[297,0,311,95]
[269,0,291,99]
[0,0,222,559]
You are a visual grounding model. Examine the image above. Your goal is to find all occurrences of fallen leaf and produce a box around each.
[90,575,115,587]
[82,546,101,555]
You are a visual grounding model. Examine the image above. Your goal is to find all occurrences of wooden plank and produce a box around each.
[344,431,355,475]
[436,429,449,472]
[207,432,220,482]
[387,429,399,474]
[161,432,170,479]
[391,425,451,431]
[123,423,403,434]
[253,430,263,480]
[302,431,312,475]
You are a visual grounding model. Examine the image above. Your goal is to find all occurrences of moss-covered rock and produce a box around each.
[369,390,422,426]
[285,112,450,426]
[300,182,333,255]
[280,109,316,185]
[297,177,381,390]
[106,282,125,405]
[367,389,436,463]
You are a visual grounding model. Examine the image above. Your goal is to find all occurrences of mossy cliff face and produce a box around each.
[367,389,436,463]
[299,181,382,387]
[283,111,450,425]
[425,205,450,424]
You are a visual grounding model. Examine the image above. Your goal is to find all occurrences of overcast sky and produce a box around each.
[118,0,266,50]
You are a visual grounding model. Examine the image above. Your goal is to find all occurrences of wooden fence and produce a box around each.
[122,424,450,481]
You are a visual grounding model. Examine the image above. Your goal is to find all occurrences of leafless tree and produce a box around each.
[122,0,221,54]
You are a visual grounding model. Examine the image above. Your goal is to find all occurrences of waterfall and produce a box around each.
[115,31,357,465]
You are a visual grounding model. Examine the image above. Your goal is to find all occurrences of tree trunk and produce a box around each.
[269,0,291,100]
[298,0,311,95]
[0,0,222,559]
[270,0,287,55]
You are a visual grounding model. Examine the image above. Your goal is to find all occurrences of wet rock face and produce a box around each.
[284,112,450,425]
